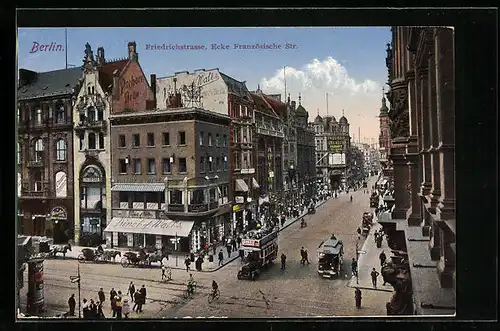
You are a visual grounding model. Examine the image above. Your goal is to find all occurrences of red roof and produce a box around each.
[251,93,279,118]
[263,95,286,118]
[99,60,129,93]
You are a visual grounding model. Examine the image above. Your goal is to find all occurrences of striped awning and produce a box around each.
[235,179,249,192]
[252,178,260,189]
[111,183,165,192]
[104,218,194,237]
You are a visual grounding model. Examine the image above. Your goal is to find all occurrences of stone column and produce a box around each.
[427,47,441,208]
[437,222,456,288]
[405,70,421,225]
[390,142,410,219]
[434,28,455,221]
[418,68,433,196]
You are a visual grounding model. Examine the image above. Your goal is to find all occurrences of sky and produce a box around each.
[18,27,391,143]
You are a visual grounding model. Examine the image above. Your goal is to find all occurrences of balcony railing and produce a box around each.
[168,204,185,212]
[256,126,285,138]
[83,149,101,157]
[76,120,107,131]
[188,204,209,213]
[27,160,43,167]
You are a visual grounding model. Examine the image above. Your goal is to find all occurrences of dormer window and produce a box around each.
[55,104,65,124]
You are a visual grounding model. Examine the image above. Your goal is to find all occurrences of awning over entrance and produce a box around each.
[235,179,249,192]
[252,178,260,189]
[111,183,165,192]
[104,218,194,237]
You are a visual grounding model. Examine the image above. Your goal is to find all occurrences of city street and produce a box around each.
[20,177,392,318]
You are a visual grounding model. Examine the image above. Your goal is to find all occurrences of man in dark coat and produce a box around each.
[379,251,387,267]
[184,255,191,272]
[109,288,117,317]
[68,294,76,316]
[236,236,242,248]
[239,249,244,262]
[355,288,362,308]
[128,282,135,302]
[351,258,358,277]
[97,300,105,319]
[133,291,142,312]
[89,299,97,319]
[226,244,232,258]
[280,253,287,270]
[300,247,306,265]
[140,285,147,304]
[218,250,224,266]
[371,268,380,288]
[98,288,105,304]
[231,239,237,251]
[82,298,89,319]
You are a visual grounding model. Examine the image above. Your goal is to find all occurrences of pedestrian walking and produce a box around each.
[184,255,191,272]
[280,253,287,270]
[303,248,310,265]
[161,265,167,280]
[351,258,358,277]
[98,287,105,304]
[232,238,237,251]
[239,249,244,262]
[355,288,362,308]
[218,249,224,266]
[114,291,123,319]
[82,298,89,319]
[379,251,387,267]
[371,268,380,288]
[122,299,131,319]
[236,236,242,248]
[97,300,105,319]
[226,244,232,258]
[128,282,135,302]
[110,288,117,317]
[140,285,147,304]
[133,291,141,312]
[89,299,97,319]
[68,294,76,316]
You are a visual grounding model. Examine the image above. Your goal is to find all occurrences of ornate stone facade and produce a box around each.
[386,27,455,315]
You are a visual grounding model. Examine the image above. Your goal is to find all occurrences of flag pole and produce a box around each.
[65,28,68,69]
[284,66,287,102]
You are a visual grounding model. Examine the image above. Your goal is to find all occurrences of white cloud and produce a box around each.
[259,57,384,142]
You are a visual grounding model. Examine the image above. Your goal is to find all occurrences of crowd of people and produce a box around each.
[67,283,148,319]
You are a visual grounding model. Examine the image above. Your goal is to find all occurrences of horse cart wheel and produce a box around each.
[78,254,86,263]
[121,257,130,268]
[237,271,243,280]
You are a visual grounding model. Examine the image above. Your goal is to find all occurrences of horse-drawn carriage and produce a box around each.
[78,248,121,263]
[43,242,72,259]
[119,249,164,268]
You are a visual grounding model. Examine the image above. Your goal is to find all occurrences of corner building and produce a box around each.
[383,27,455,315]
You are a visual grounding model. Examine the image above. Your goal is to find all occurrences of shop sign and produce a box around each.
[49,207,67,220]
[235,196,245,204]
[241,239,259,248]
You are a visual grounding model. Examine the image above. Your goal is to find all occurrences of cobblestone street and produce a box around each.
[20,177,392,318]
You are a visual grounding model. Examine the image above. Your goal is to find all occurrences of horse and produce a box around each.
[147,251,163,265]
[49,243,72,259]
[102,250,122,262]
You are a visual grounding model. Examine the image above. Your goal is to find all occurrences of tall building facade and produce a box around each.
[383,27,455,315]
[17,67,82,243]
[309,112,351,190]
[378,89,393,183]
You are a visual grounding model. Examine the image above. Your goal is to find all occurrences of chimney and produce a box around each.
[96,47,105,65]
[128,41,138,62]
[150,74,157,108]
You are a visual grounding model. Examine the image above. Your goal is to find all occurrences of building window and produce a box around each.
[243,151,249,169]
[208,157,213,172]
[178,157,187,173]
[34,138,44,162]
[87,107,96,123]
[88,132,96,149]
[119,159,127,174]
[97,108,103,121]
[215,134,220,147]
[216,157,220,171]
[98,133,104,149]
[55,105,65,124]
[79,134,84,151]
[223,135,227,147]
[162,158,171,174]
[147,158,156,174]
[132,134,140,147]
[17,142,22,164]
[133,158,141,174]
[35,109,42,125]
[170,189,182,204]
[223,155,228,171]
[200,157,205,172]
[56,139,67,161]
[199,132,204,146]
[147,133,155,147]
[208,133,212,146]
[233,151,241,169]
[119,135,126,147]
[33,169,42,191]
[162,132,170,146]
[178,131,186,145]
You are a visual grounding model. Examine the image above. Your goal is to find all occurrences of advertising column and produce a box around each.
[26,257,45,314]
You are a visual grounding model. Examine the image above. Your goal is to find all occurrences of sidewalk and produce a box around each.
[348,220,394,293]
[49,196,333,273]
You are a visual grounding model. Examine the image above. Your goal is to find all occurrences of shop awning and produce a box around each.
[104,218,194,237]
[252,178,260,189]
[111,183,165,192]
[213,204,232,217]
[235,179,249,192]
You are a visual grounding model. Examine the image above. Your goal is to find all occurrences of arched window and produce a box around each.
[88,133,96,150]
[97,108,104,121]
[34,138,44,162]
[55,104,65,124]
[35,109,42,125]
[87,107,96,123]
[56,139,67,161]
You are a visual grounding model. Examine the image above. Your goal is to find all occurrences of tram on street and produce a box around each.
[237,229,279,281]
[317,237,344,278]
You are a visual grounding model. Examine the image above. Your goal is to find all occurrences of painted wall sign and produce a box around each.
[156,69,228,115]
[113,61,154,113]
[55,171,67,197]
